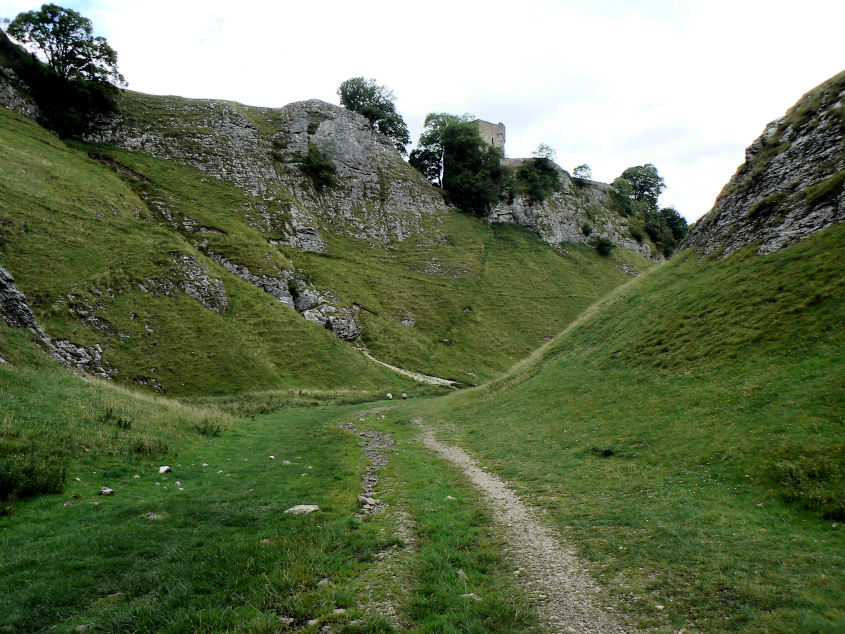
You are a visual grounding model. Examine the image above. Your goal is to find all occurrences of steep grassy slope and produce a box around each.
[0,108,407,395]
[407,225,844,631]
[0,104,651,393]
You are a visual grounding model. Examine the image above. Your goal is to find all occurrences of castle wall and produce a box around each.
[474,120,506,152]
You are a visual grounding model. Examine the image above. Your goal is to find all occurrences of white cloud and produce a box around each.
[2,0,843,221]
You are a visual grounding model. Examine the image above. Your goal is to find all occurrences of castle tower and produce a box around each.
[473,120,506,154]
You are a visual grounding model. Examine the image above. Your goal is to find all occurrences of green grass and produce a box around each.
[0,107,411,395]
[0,346,533,632]
[404,225,845,631]
[296,218,651,383]
[1,104,651,394]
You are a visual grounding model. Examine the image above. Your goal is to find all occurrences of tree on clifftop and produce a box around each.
[6,3,125,86]
[337,77,410,155]
[409,112,475,188]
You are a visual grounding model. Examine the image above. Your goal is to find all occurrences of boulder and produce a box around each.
[284,504,319,515]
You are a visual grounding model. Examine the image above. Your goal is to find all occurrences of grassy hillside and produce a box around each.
[0,105,651,394]
[0,337,535,632]
[405,225,844,631]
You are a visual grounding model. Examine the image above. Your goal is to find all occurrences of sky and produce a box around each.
[2,0,843,222]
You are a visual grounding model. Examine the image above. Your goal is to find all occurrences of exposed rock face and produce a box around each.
[0,66,41,121]
[89,97,450,251]
[1,266,108,376]
[488,164,660,261]
[682,71,845,256]
[171,253,228,314]
[205,253,360,340]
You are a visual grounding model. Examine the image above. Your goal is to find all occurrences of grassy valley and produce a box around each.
[1,26,843,631]
[404,225,844,631]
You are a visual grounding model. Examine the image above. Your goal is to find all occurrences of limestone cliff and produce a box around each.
[682,71,845,256]
[87,95,450,252]
[489,161,659,260]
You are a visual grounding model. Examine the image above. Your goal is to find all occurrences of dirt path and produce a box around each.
[358,349,458,387]
[418,423,630,633]
[342,411,416,630]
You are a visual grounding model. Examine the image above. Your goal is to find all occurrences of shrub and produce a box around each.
[630,227,644,243]
[298,143,336,191]
[0,455,66,504]
[194,420,221,437]
[596,237,615,256]
[582,223,593,236]
[512,157,561,203]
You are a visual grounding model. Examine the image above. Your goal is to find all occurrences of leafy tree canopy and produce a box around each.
[409,112,474,188]
[6,3,124,85]
[337,77,410,155]
[441,121,503,215]
[620,163,665,209]
[533,143,556,161]
[573,164,592,180]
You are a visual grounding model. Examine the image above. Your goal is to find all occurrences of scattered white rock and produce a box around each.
[358,495,378,507]
[386,392,393,400]
[332,608,346,615]
[401,392,407,399]
[175,481,181,486]
[74,477,81,482]
[445,495,456,501]
[178,487,185,491]
[278,616,294,626]
[217,470,224,474]
[269,455,275,460]
[158,466,172,474]
[98,487,114,496]
[307,619,319,627]
[63,501,75,507]
[260,538,271,544]
[655,604,665,611]
[202,463,208,467]
[456,569,467,580]
[284,504,320,515]
[318,577,332,586]
[145,513,164,520]
[132,474,140,478]
[283,460,292,465]
[460,593,482,602]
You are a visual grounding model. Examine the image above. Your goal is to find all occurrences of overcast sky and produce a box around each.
[2,0,843,222]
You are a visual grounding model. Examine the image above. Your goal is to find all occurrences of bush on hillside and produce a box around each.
[511,157,562,203]
[297,143,336,191]
[596,236,615,256]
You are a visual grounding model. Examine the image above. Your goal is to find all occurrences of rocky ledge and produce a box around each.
[682,71,845,256]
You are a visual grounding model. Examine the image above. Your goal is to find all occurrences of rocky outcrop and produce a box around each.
[171,253,228,314]
[682,71,845,256]
[0,266,108,376]
[206,253,360,340]
[489,166,660,260]
[0,66,41,121]
[88,96,450,251]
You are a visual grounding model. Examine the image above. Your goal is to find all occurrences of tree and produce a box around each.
[409,112,474,188]
[533,143,556,161]
[573,164,592,181]
[609,176,640,216]
[6,4,124,86]
[441,121,503,215]
[337,77,410,155]
[620,163,665,210]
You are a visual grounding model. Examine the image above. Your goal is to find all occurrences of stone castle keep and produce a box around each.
[473,119,506,153]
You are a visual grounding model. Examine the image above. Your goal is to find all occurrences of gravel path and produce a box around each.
[419,423,630,633]
[358,349,458,387]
